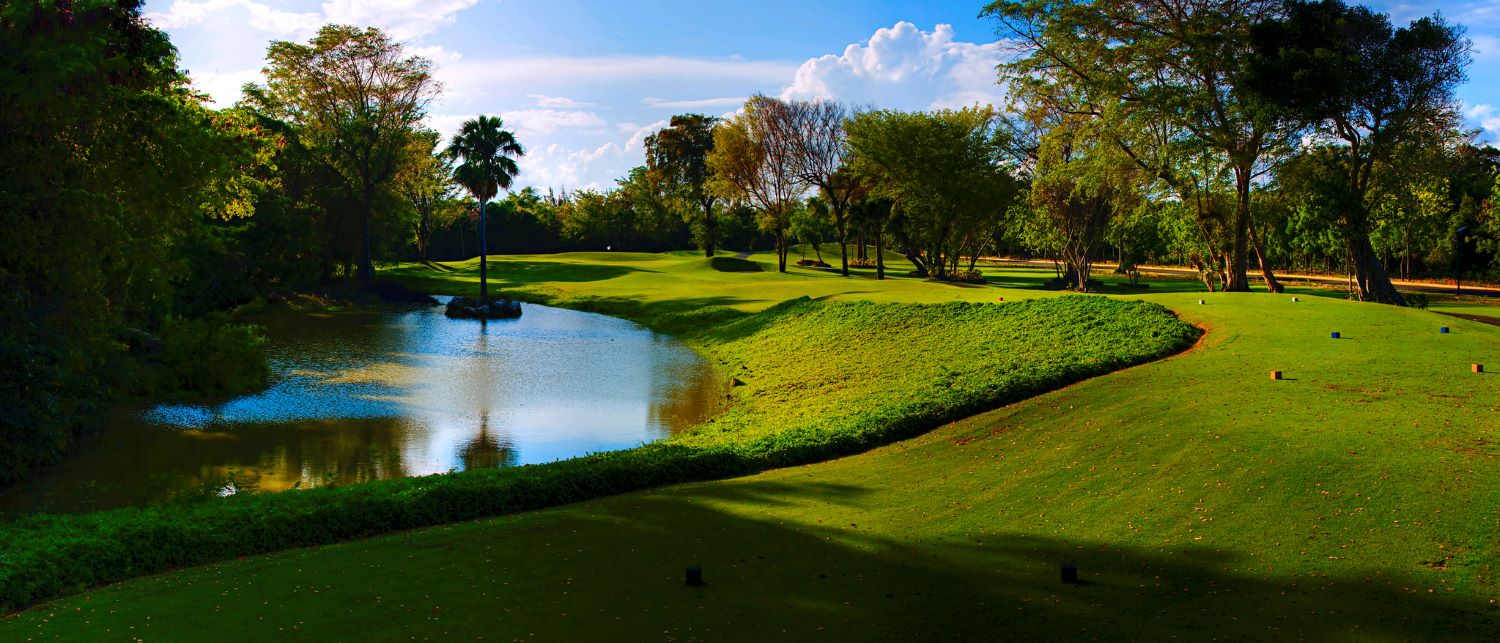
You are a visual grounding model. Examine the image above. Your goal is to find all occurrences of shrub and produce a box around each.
[1404,292,1429,309]
[118,314,270,399]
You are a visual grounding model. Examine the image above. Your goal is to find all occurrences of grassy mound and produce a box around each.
[706,256,763,272]
[0,295,1195,614]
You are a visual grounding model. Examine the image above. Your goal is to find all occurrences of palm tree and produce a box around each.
[445,116,524,303]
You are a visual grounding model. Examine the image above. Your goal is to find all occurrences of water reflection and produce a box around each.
[1,301,720,513]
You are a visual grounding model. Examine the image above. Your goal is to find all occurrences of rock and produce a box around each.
[119,328,165,355]
[445,295,523,320]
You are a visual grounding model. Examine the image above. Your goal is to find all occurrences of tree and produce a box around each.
[988,0,1295,293]
[645,114,721,256]
[846,107,1020,280]
[790,198,835,263]
[247,25,438,281]
[446,116,525,304]
[1247,0,1471,305]
[0,0,261,478]
[782,99,867,276]
[400,129,460,263]
[1008,114,1142,291]
[709,96,803,272]
[850,196,896,279]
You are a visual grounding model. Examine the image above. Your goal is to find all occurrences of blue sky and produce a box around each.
[143,0,1500,192]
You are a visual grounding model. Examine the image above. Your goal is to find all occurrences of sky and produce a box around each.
[142,0,1500,193]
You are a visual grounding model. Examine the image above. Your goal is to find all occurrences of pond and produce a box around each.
[0,300,723,514]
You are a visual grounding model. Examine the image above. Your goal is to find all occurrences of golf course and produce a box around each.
[4,251,1496,640]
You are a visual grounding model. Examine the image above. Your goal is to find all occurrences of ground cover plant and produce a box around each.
[4,254,1497,640]
[0,256,1197,614]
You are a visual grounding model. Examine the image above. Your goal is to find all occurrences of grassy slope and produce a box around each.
[6,252,1499,641]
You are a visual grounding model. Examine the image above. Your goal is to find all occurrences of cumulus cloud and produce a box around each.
[498,109,607,138]
[187,67,264,108]
[778,22,1007,110]
[1466,103,1500,144]
[521,142,626,192]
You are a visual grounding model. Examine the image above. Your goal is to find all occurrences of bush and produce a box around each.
[0,296,1199,612]
[118,314,270,399]
[945,270,986,284]
[1404,292,1429,309]
[849,258,878,268]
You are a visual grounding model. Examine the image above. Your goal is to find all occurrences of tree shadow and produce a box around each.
[489,481,1500,641]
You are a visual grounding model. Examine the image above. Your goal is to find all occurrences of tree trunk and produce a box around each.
[874,230,885,280]
[359,198,375,281]
[703,198,715,258]
[1348,233,1404,305]
[858,230,868,260]
[479,199,489,303]
[1225,168,1253,292]
[776,229,787,272]
[1248,225,1283,293]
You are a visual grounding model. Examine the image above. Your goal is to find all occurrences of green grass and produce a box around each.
[5,252,1499,640]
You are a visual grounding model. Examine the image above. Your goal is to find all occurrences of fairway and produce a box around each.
[7,253,1497,641]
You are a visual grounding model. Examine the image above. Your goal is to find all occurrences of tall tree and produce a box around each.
[400,129,459,263]
[846,107,1019,281]
[709,96,803,272]
[247,25,438,280]
[1247,0,1471,305]
[645,114,721,256]
[782,99,867,276]
[988,0,1294,293]
[446,115,525,303]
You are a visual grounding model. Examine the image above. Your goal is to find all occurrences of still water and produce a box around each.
[1,300,722,514]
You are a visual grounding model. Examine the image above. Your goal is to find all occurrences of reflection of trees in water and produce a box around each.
[248,418,416,490]
[458,414,518,471]
[646,340,725,436]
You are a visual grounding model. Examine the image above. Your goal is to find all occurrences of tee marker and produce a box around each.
[1270,370,1283,380]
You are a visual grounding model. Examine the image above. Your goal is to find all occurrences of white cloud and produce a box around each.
[625,120,669,152]
[643,96,746,110]
[778,22,1007,111]
[146,0,321,37]
[529,94,599,109]
[497,109,606,137]
[147,0,478,40]
[1466,103,1500,144]
[187,67,263,108]
[522,142,626,192]
[320,0,479,40]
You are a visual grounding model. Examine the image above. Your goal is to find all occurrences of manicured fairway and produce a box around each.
[5,253,1498,641]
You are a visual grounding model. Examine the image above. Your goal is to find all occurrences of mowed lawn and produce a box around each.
[5,252,1499,641]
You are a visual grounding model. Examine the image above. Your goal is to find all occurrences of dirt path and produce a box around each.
[992,258,1500,298]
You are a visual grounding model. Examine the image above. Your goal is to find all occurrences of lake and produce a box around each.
[0,300,722,513]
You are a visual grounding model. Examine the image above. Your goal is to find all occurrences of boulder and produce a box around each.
[445,296,523,319]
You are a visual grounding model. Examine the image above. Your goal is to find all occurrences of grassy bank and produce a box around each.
[0,258,1197,616]
[5,252,1496,639]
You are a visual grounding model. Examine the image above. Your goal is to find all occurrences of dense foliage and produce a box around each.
[0,295,1197,612]
[0,1,267,481]
[991,0,1498,298]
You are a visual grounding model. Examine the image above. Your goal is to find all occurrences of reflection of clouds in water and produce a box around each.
[0,302,724,514]
[50,302,725,513]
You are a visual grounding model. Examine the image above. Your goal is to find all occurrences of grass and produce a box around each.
[5,251,1499,640]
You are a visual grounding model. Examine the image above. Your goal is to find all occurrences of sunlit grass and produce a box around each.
[8,252,1498,640]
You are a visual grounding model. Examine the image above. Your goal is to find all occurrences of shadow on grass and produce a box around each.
[527,483,1500,641]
